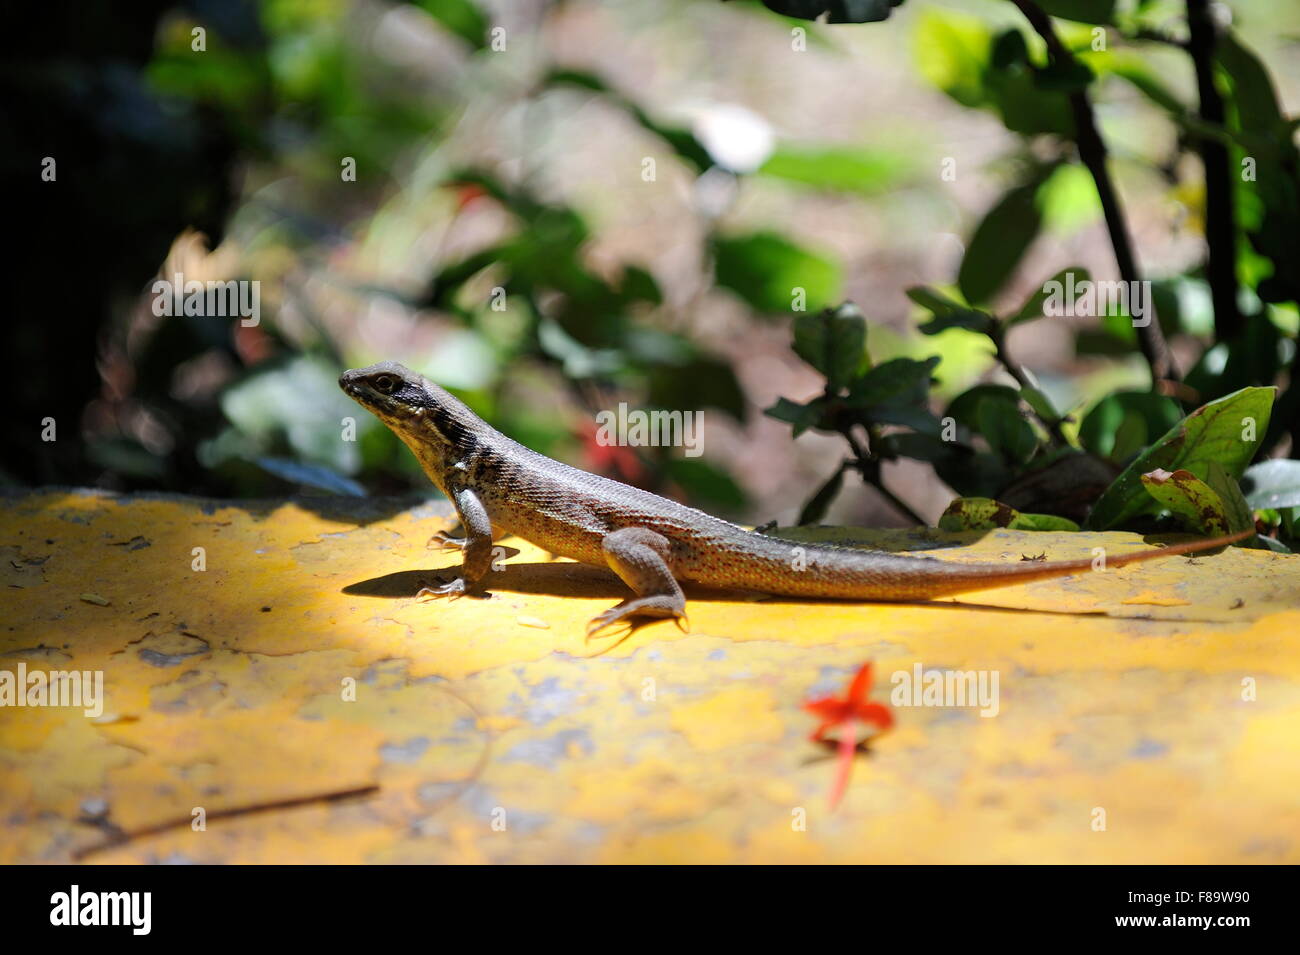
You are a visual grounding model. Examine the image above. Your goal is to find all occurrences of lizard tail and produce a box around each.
[904,527,1255,600]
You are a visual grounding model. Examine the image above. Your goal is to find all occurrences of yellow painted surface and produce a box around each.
[2,489,1298,864]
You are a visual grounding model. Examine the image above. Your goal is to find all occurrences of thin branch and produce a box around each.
[1010,0,1181,387]
[840,423,927,525]
[1186,0,1243,341]
[991,325,1070,446]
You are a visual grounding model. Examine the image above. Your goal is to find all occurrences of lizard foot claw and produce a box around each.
[416,577,468,601]
[586,599,689,639]
[427,531,468,552]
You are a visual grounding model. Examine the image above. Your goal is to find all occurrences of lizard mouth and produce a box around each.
[338,371,378,405]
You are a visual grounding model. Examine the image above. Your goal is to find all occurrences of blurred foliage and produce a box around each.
[5,0,1297,547]
[759,0,1298,548]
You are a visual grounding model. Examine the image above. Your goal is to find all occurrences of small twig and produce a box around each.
[1010,0,1181,387]
[73,784,380,860]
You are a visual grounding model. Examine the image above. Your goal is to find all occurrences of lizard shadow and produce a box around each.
[343,560,631,600]
[341,560,1112,621]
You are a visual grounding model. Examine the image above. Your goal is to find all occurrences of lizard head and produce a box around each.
[338,361,480,459]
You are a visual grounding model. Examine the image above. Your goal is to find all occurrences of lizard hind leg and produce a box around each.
[587,527,689,638]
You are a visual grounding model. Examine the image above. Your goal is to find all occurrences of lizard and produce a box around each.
[339,361,1252,636]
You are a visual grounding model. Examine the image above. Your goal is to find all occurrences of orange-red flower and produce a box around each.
[803,662,894,809]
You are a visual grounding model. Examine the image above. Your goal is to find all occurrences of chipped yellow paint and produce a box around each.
[670,687,785,752]
[2,490,1298,863]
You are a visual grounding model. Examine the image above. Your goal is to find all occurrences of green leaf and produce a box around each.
[757,0,905,23]
[1008,267,1090,327]
[934,450,1014,499]
[1140,467,1232,535]
[978,397,1038,463]
[1110,411,1148,464]
[876,432,957,464]
[1034,57,1095,93]
[985,56,1075,137]
[914,9,990,110]
[758,146,912,195]
[799,464,847,525]
[868,404,944,436]
[959,181,1043,305]
[793,304,868,391]
[846,356,940,408]
[1216,33,1285,140]
[765,396,825,437]
[938,496,1078,532]
[1009,511,1081,532]
[1078,392,1183,461]
[713,231,841,314]
[1018,384,1060,425]
[1034,0,1115,25]
[1085,387,1277,530]
[1241,459,1300,510]
[418,0,490,50]
[1203,460,1256,534]
[947,384,1037,462]
[906,286,994,335]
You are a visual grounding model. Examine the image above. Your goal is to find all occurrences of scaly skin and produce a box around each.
[340,362,1251,635]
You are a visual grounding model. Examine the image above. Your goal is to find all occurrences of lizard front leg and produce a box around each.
[417,487,494,600]
[587,527,688,637]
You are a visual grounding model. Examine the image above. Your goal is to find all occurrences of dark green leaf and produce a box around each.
[1008,267,1090,327]
[868,405,945,435]
[1034,58,1095,93]
[959,182,1043,304]
[1078,392,1183,460]
[934,449,1014,499]
[847,356,940,408]
[876,432,958,464]
[977,397,1038,463]
[793,304,868,390]
[765,396,826,437]
[1019,384,1060,425]
[756,0,905,23]
[944,384,1038,464]
[907,285,995,335]
[1110,411,1148,463]
[1035,0,1115,24]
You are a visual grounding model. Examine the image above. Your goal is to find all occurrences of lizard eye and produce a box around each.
[372,374,398,395]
